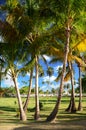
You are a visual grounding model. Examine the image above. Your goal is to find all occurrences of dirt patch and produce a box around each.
[0,120,86,130]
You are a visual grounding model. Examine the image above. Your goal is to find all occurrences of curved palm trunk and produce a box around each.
[0,73,1,88]
[66,62,76,113]
[23,69,33,113]
[11,69,27,121]
[78,65,83,111]
[34,55,40,120]
[46,24,70,122]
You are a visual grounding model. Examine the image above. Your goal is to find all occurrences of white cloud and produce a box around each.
[54,65,63,71]
[2,71,20,87]
[41,83,59,92]
[26,72,30,77]
[43,75,56,82]
[2,75,14,87]
[64,80,71,85]
[43,55,51,62]
[16,62,22,68]
[64,80,79,88]
[50,84,59,89]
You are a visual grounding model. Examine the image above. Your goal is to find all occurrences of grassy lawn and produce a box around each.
[0,96,86,130]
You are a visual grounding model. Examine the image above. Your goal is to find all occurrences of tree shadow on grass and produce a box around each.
[13,126,63,130]
[40,99,56,104]
[59,111,86,118]
[0,106,16,112]
[13,120,86,130]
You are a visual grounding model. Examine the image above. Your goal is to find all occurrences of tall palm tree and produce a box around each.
[23,0,55,120]
[23,68,33,113]
[45,0,86,122]
[65,61,76,112]
[46,18,71,122]
[10,66,27,121]
[0,40,27,121]
[34,55,40,120]
[0,2,33,121]
[78,64,83,111]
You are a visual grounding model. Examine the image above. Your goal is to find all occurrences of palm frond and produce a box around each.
[17,58,35,74]
[72,38,86,52]
[72,55,86,67]
[55,72,62,82]
[64,71,71,82]
[48,46,63,59]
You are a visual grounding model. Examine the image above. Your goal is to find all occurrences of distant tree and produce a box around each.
[51,88,56,94]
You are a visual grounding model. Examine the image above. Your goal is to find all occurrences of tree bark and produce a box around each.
[0,74,1,88]
[78,65,83,111]
[46,23,70,122]
[34,55,40,120]
[23,69,33,113]
[11,69,27,121]
[65,62,76,113]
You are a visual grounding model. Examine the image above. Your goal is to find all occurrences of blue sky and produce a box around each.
[1,55,79,91]
[0,0,6,21]
[0,0,79,91]
[0,0,6,5]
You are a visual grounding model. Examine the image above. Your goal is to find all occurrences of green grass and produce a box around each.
[0,96,86,129]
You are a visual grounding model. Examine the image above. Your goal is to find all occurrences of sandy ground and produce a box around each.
[0,120,86,130]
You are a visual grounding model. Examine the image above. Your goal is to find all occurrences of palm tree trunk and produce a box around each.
[34,55,40,120]
[78,65,83,111]
[67,61,76,113]
[11,69,27,121]
[46,23,70,122]
[0,73,1,88]
[23,68,33,113]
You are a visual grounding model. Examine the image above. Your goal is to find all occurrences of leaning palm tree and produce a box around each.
[25,33,49,120]
[45,0,86,122]
[65,61,76,112]
[22,0,56,120]
[0,41,27,121]
[76,53,86,111]
[51,55,77,113]
[0,1,33,120]
[23,68,33,113]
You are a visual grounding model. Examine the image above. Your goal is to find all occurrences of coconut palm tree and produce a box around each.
[22,0,56,120]
[34,55,40,120]
[77,63,83,111]
[0,1,33,121]
[45,0,86,122]
[23,68,33,113]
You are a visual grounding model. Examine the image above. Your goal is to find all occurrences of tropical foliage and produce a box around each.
[0,0,86,123]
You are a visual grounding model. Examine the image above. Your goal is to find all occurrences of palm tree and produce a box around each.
[0,59,3,88]
[46,0,86,122]
[65,61,76,112]
[23,68,33,113]
[11,67,27,121]
[0,40,27,121]
[82,74,86,93]
[78,64,83,111]
[0,2,33,121]
[46,18,71,122]
[34,55,40,120]
[23,0,55,120]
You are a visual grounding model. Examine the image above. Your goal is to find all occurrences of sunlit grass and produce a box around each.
[0,96,86,126]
